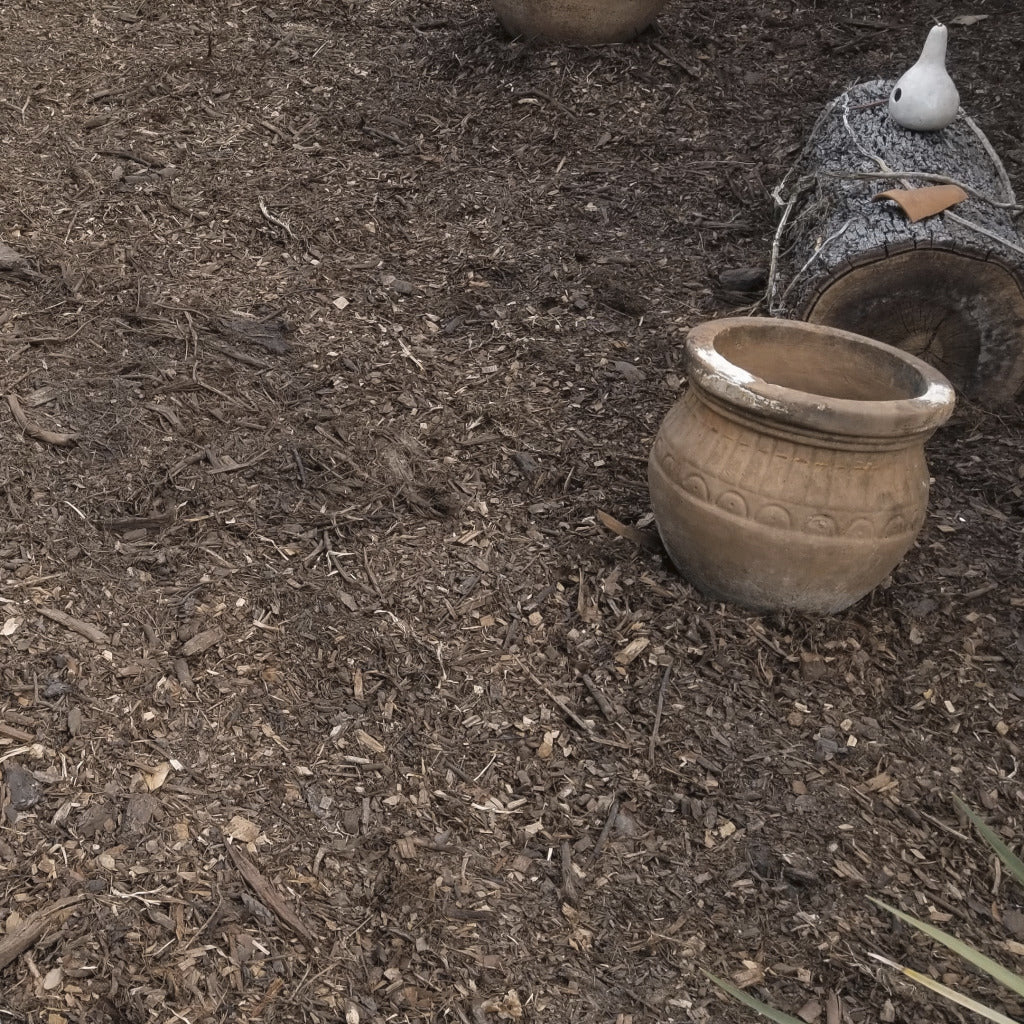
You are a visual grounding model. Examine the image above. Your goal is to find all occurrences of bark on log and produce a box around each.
[768,79,1024,405]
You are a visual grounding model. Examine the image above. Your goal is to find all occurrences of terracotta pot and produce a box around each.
[490,0,668,43]
[648,317,955,614]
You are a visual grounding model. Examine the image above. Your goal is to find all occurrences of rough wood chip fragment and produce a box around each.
[141,762,171,792]
[3,763,43,809]
[0,895,84,970]
[37,606,109,644]
[227,814,262,843]
[0,241,28,271]
[181,627,224,657]
[481,989,523,1019]
[225,843,317,948]
[213,313,291,354]
[355,729,386,754]
[615,637,650,666]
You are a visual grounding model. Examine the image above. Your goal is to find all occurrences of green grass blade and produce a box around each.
[702,970,806,1024]
[870,953,1022,1024]
[869,898,1024,1000]
[953,796,1024,890]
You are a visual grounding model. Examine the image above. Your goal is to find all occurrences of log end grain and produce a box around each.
[804,242,1024,403]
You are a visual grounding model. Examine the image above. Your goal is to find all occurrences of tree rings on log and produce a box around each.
[768,79,1024,405]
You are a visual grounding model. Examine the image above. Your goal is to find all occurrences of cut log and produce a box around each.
[767,79,1024,405]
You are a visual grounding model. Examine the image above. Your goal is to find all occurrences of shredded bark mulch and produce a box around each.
[2,2,1024,1022]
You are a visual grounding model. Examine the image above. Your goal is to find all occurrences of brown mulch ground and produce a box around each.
[2,2,1024,1022]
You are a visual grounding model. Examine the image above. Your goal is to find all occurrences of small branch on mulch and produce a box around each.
[590,794,621,864]
[37,606,110,645]
[0,895,85,970]
[596,509,662,553]
[225,843,319,949]
[7,394,79,446]
[257,196,297,240]
[96,147,167,168]
[648,665,671,763]
[560,841,578,906]
[516,657,629,749]
[579,673,616,721]
[0,721,35,741]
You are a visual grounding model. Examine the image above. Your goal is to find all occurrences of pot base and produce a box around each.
[490,0,668,43]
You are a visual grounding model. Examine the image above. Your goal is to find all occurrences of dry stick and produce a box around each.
[513,655,629,748]
[0,895,84,970]
[560,841,578,905]
[648,666,671,763]
[225,843,318,948]
[964,113,1018,205]
[579,673,615,721]
[257,196,296,239]
[0,722,35,742]
[590,795,621,864]
[37,606,109,644]
[7,394,78,446]
[945,209,1024,259]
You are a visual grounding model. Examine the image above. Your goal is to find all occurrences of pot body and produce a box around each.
[648,318,955,614]
[491,0,667,43]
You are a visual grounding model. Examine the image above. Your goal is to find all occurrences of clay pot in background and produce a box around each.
[490,0,668,44]
[648,317,955,614]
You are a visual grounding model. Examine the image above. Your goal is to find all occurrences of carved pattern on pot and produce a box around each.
[650,402,925,542]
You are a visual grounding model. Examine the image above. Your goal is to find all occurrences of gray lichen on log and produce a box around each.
[769,79,1024,404]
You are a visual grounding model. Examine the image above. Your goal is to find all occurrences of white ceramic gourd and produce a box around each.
[889,25,960,131]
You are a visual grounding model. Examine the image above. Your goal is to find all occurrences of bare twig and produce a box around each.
[225,842,318,948]
[590,795,621,864]
[579,673,616,720]
[7,394,78,446]
[964,113,1018,205]
[649,666,671,762]
[37,606,110,644]
[257,196,296,239]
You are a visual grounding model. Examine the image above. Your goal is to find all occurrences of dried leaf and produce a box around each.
[142,762,171,792]
[227,815,262,843]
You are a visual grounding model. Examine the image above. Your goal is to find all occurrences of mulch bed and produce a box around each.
[2,2,1024,1022]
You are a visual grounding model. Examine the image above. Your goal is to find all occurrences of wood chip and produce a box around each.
[181,627,225,657]
[225,843,318,948]
[37,606,109,644]
[0,896,84,970]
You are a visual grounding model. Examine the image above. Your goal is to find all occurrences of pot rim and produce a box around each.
[685,317,956,439]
